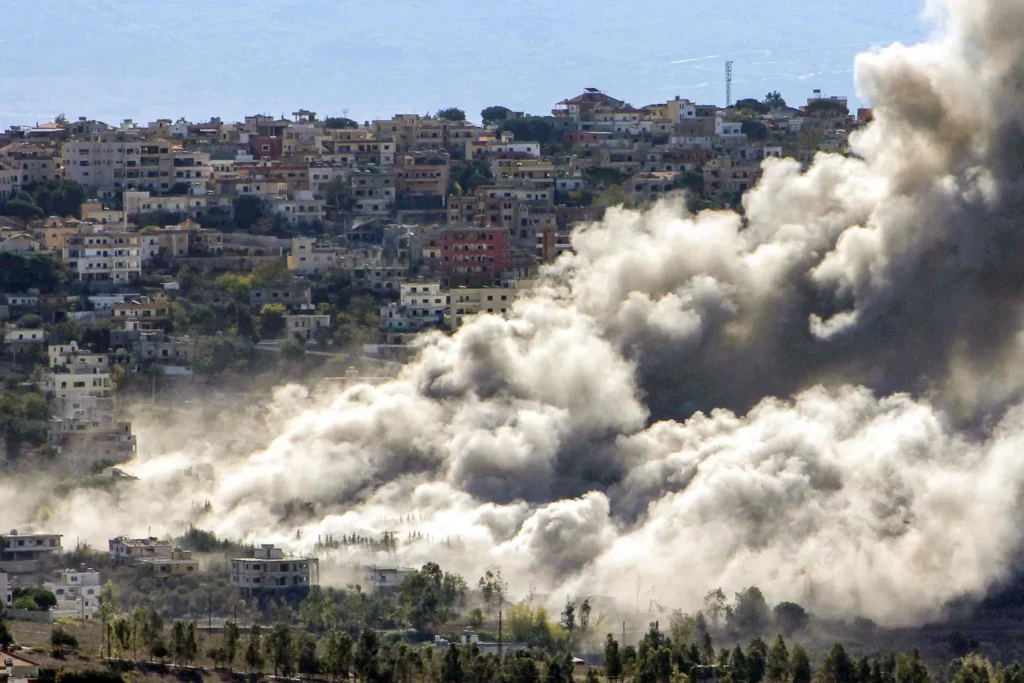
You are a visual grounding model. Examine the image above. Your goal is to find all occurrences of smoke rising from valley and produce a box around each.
[9,0,1024,627]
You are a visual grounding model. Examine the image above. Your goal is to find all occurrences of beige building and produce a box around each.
[288,237,341,274]
[143,548,199,576]
[62,137,177,195]
[285,314,330,340]
[125,190,209,221]
[446,285,529,329]
[230,544,318,592]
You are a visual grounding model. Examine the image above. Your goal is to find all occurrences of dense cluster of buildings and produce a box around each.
[0,87,864,466]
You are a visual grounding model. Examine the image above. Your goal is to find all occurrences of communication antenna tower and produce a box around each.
[725,61,734,106]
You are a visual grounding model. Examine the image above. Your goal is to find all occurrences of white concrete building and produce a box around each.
[287,237,340,275]
[48,343,110,372]
[44,368,112,399]
[63,231,142,283]
[400,281,447,323]
[44,568,101,619]
[0,569,10,607]
[363,566,416,594]
[0,531,63,572]
[229,544,318,592]
[284,314,330,341]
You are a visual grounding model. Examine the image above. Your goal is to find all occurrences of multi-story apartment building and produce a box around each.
[111,297,170,331]
[230,544,318,592]
[446,285,530,330]
[63,230,142,283]
[440,227,512,286]
[49,396,135,471]
[287,237,340,275]
[394,152,449,208]
[124,190,209,221]
[143,548,199,577]
[380,281,448,331]
[350,170,395,214]
[109,536,172,564]
[0,142,61,185]
[267,192,326,226]
[0,531,62,573]
[44,569,102,619]
[44,368,112,399]
[48,342,110,372]
[62,136,176,195]
[0,159,21,201]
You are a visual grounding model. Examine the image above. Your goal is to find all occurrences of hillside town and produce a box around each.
[0,87,874,680]
[0,87,863,479]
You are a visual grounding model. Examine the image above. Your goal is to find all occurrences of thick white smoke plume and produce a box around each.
[10,0,1024,627]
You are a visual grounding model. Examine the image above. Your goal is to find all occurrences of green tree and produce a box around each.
[260,303,288,339]
[740,120,769,141]
[730,587,771,636]
[266,621,295,677]
[791,646,811,683]
[594,185,627,209]
[605,634,622,678]
[442,644,464,683]
[355,628,381,683]
[730,645,749,683]
[3,197,44,221]
[324,117,359,129]
[51,625,80,655]
[746,638,767,683]
[895,651,930,683]
[170,621,186,666]
[224,620,240,672]
[764,91,786,109]
[129,607,147,660]
[478,569,508,617]
[950,654,992,683]
[772,603,808,636]
[765,635,789,683]
[145,608,164,662]
[232,195,264,231]
[245,624,265,674]
[323,629,353,681]
[817,644,857,683]
[734,98,770,115]
[99,582,118,659]
[13,595,39,611]
[280,338,306,360]
[297,631,319,679]
[481,106,513,124]
[436,107,467,122]
[0,603,14,649]
[703,589,729,629]
[560,601,576,633]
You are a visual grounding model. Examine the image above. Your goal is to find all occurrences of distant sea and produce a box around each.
[0,0,927,128]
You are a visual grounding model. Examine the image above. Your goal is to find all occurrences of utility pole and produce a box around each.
[498,610,503,660]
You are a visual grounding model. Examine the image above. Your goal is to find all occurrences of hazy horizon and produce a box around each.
[0,0,926,129]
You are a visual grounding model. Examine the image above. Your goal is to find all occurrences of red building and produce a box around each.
[249,136,283,161]
[441,227,512,286]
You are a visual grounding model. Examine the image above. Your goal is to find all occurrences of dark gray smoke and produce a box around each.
[8,0,1024,627]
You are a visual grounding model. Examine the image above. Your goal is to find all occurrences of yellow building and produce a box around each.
[142,548,199,576]
[446,285,532,330]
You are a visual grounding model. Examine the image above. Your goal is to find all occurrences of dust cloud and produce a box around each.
[8,0,1024,627]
